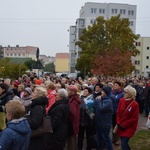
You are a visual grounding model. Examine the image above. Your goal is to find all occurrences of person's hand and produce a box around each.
[97,96,102,100]
[118,124,124,130]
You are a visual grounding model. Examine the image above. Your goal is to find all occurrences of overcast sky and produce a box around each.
[0,0,149,56]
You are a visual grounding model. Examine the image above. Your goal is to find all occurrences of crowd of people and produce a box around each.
[0,72,149,150]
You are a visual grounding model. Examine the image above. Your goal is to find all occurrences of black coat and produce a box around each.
[25,96,48,150]
[45,98,69,150]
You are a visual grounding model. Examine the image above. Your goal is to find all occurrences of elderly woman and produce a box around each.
[45,88,69,150]
[67,85,81,150]
[25,86,48,150]
[116,86,139,150]
[0,100,31,150]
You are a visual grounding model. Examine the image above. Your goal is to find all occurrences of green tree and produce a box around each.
[24,59,36,70]
[0,58,28,79]
[76,15,138,76]
[44,62,55,72]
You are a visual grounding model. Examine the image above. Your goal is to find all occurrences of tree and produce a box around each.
[0,58,28,79]
[24,59,36,71]
[44,62,55,72]
[76,15,138,77]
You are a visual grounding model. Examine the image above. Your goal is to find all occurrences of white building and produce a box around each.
[3,45,38,60]
[69,2,137,72]
[134,37,150,77]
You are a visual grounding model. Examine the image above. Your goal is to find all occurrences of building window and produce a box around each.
[15,54,17,56]
[135,42,141,46]
[130,21,133,26]
[18,54,20,56]
[135,60,140,65]
[128,10,134,15]
[147,47,149,50]
[91,8,97,13]
[90,19,96,24]
[147,56,149,59]
[10,54,12,56]
[120,9,126,14]
[7,54,9,56]
[23,54,25,56]
[99,9,105,14]
[112,9,117,14]
[146,66,149,69]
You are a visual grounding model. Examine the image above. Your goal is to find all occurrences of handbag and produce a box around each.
[113,124,118,134]
[146,113,150,129]
[31,115,53,138]
[113,100,135,134]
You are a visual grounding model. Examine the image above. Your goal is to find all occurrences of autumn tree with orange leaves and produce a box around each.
[75,15,138,77]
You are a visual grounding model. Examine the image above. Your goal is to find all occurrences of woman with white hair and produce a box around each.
[25,86,48,150]
[45,88,69,150]
[116,86,139,150]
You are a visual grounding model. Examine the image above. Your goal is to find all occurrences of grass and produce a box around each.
[117,129,150,150]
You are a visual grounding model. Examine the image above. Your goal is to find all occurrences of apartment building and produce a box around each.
[69,2,137,72]
[39,55,55,66]
[3,45,38,60]
[134,37,150,77]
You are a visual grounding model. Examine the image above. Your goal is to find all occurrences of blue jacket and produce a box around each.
[95,96,113,130]
[0,118,31,150]
[111,89,124,114]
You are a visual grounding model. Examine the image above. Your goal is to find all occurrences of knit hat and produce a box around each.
[124,85,136,99]
[24,87,32,95]
[102,86,111,95]
[67,85,78,93]
[35,79,41,85]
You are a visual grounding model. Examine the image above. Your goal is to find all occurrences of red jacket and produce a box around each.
[68,94,81,135]
[46,90,56,114]
[116,98,139,138]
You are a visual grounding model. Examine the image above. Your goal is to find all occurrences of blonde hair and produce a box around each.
[34,86,47,97]
[5,100,25,119]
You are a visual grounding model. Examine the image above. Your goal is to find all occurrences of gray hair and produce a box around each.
[57,88,68,99]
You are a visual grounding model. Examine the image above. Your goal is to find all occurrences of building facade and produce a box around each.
[134,37,150,77]
[3,45,38,60]
[55,53,69,73]
[39,55,55,66]
[69,2,137,72]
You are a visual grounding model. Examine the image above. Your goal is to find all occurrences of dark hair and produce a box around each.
[0,83,9,93]
[84,87,92,94]
[95,83,103,89]
[114,81,121,87]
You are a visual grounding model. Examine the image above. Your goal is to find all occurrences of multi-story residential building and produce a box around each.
[69,2,137,72]
[39,55,55,66]
[3,45,38,60]
[134,37,150,77]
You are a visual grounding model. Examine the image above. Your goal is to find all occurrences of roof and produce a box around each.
[55,53,69,58]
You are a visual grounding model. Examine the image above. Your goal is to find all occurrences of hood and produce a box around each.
[7,117,31,135]
[31,96,48,107]
[69,93,81,104]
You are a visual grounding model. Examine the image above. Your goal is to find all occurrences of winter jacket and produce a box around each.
[68,93,81,136]
[116,98,139,138]
[111,89,124,114]
[25,96,48,150]
[95,96,113,130]
[21,95,32,107]
[80,94,94,126]
[46,98,69,150]
[0,88,13,112]
[0,88,13,130]
[46,90,56,114]
[0,118,31,150]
